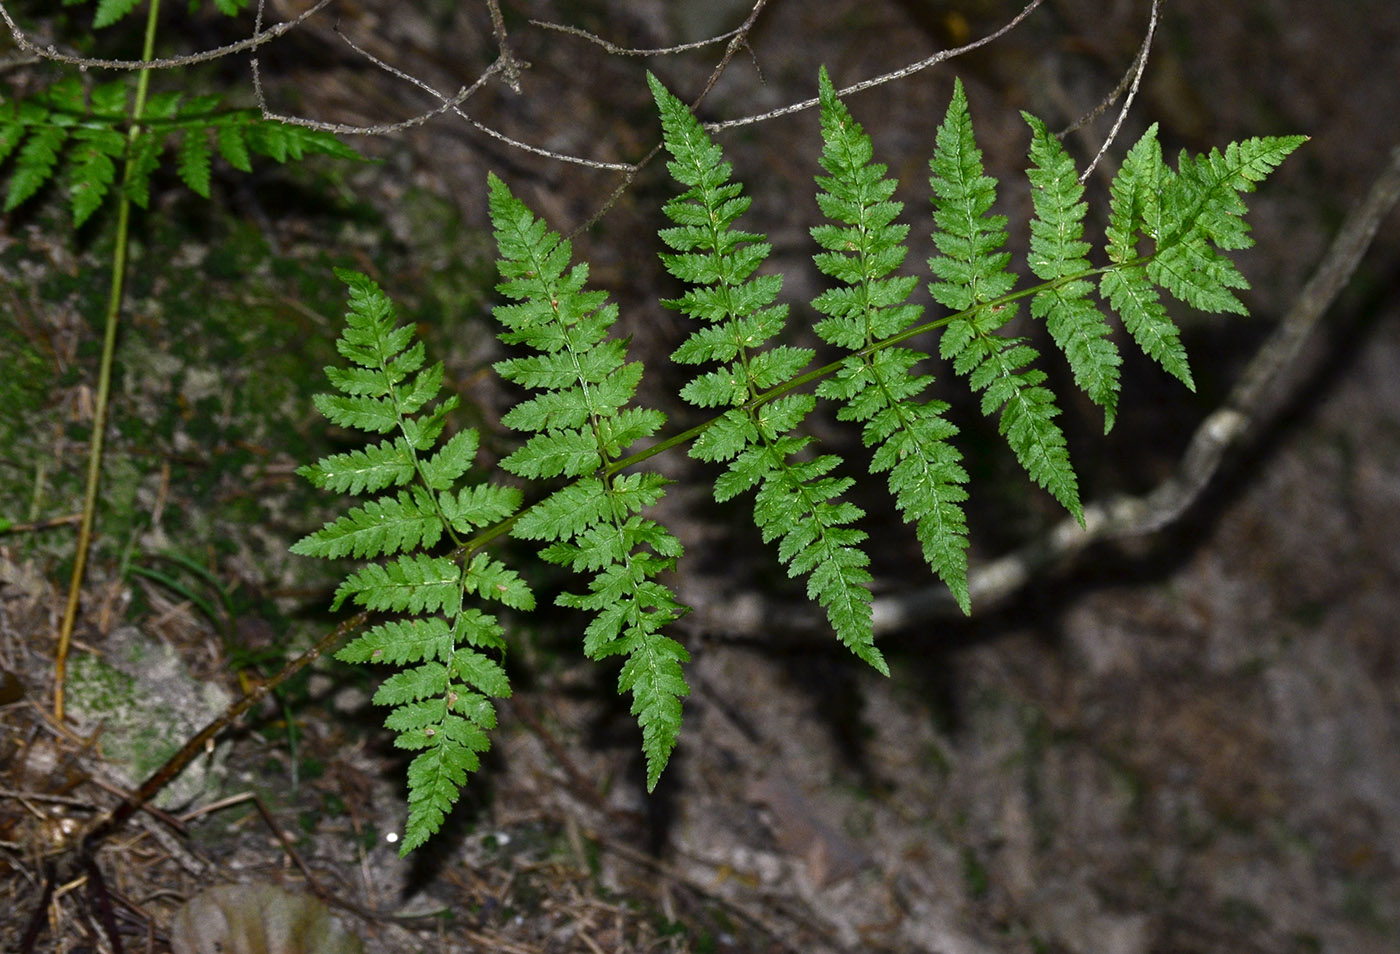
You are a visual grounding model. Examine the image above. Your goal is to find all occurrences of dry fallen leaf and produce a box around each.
[169,883,364,954]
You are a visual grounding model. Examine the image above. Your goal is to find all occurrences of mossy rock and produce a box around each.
[67,626,231,809]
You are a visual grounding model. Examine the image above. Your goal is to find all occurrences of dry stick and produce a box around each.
[529,18,745,56]
[0,0,333,70]
[1071,0,1160,181]
[871,141,1400,632]
[704,0,1047,130]
[570,0,1047,236]
[1058,0,1159,140]
[484,0,523,94]
[692,0,772,107]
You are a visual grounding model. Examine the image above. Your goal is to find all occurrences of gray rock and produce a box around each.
[66,626,231,810]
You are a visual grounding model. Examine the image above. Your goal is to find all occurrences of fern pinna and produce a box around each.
[487,172,689,793]
[651,71,886,674]
[0,74,353,226]
[292,270,532,854]
[300,71,1301,851]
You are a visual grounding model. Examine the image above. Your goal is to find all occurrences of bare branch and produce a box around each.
[704,0,1047,131]
[485,0,524,93]
[693,0,773,109]
[529,18,744,56]
[1075,0,1161,182]
[0,0,334,71]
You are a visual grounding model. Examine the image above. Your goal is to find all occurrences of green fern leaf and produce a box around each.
[123,132,162,209]
[489,170,689,789]
[92,0,143,28]
[291,487,445,560]
[1146,133,1306,315]
[929,80,1082,523]
[1024,114,1122,432]
[652,71,882,668]
[439,483,522,535]
[216,124,253,173]
[89,81,129,119]
[0,111,32,168]
[332,553,463,615]
[5,125,67,212]
[299,271,528,855]
[176,127,213,199]
[297,438,416,495]
[1101,266,1194,389]
[810,67,971,613]
[1100,125,1194,389]
[66,127,125,227]
[337,618,456,666]
[142,91,184,122]
[461,552,534,611]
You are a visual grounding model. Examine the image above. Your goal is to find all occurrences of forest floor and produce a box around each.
[3,1,1399,952]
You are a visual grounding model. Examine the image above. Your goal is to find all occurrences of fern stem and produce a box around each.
[450,262,1135,590]
[605,267,1101,478]
[54,0,163,722]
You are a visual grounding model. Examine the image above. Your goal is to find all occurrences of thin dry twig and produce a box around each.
[529,18,744,56]
[1074,0,1161,181]
[704,0,1047,131]
[254,22,635,171]
[0,0,334,70]
[485,0,524,94]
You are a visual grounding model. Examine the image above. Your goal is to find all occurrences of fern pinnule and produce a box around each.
[488,172,690,790]
[295,268,529,854]
[810,67,972,615]
[650,72,884,674]
[929,79,1083,525]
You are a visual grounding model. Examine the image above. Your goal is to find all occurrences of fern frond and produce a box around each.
[929,79,1082,524]
[810,67,971,614]
[4,124,67,213]
[298,269,529,854]
[295,70,1303,853]
[489,172,689,789]
[651,72,884,672]
[1024,114,1122,432]
[176,126,214,199]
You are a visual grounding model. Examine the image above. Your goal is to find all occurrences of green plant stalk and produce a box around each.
[54,0,162,722]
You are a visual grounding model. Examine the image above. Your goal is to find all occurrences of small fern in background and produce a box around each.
[0,74,354,227]
[10,0,361,723]
[299,70,1303,851]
